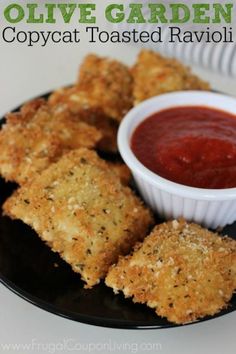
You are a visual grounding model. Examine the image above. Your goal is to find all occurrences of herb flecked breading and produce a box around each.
[106,219,236,324]
[0,99,102,185]
[50,53,133,124]
[78,54,133,122]
[3,148,153,288]
[49,87,119,153]
[131,50,210,105]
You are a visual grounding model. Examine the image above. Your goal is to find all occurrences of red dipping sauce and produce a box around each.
[131,106,236,189]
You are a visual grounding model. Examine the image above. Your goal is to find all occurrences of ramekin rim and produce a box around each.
[118,91,236,201]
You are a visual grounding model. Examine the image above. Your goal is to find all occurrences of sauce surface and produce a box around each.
[131,106,236,189]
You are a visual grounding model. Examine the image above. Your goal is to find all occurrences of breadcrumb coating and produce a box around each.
[107,162,131,186]
[132,50,210,104]
[106,219,236,324]
[49,87,118,153]
[50,52,133,126]
[0,99,102,185]
[77,54,133,122]
[3,149,153,288]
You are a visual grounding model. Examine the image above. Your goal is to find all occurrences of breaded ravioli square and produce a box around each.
[0,100,101,185]
[132,50,210,104]
[3,149,153,288]
[105,219,236,324]
[49,52,133,126]
[107,162,131,186]
[49,87,119,153]
[78,54,133,122]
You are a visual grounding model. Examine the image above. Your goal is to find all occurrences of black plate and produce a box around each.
[0,95,235,329]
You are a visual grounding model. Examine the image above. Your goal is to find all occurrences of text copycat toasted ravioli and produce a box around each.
[131,50,210,104]
[3,149,153,288]
[106,220,236,324]
[0,99,102,185]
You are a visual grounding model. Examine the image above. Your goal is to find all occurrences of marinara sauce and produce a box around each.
[131,106,236,189]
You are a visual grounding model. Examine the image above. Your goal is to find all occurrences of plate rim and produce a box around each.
[1,272,235,330]
[0,90,235,329]
[1,272,235,329]
[0,274,177,329]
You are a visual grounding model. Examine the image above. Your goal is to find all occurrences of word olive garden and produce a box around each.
[1,2,234,46]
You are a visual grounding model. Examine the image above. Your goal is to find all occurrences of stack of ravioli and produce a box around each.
[0,51,235,324]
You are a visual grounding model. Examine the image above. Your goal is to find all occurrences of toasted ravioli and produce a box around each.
[78,54,133,122]
[0,100,101,185]
[3,149,153,288]
[50,54,133,123]
[95,118,118,153]
[108,162,131,186]
[49,87,118,153]
[132,50,210,104]
[106,219,236,324]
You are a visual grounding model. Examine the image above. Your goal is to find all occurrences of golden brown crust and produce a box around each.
[132,50,210,104]
[78,54,133,122]
[49,87,118,153]
[49,52,133,124]
[7,98,46,124]
[108,162,131,186]
[3,148,153,288]
[50,54,133,123]
[0,100,102,185]
[105,219,236,324]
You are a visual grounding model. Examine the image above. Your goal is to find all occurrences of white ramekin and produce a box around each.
[118,91,236,229]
